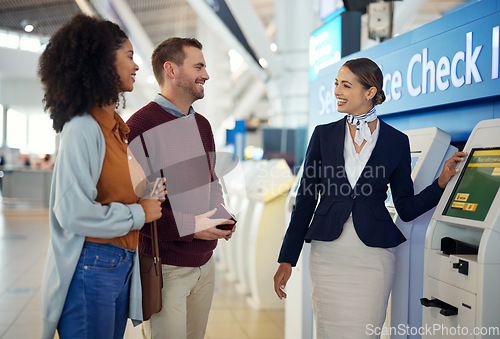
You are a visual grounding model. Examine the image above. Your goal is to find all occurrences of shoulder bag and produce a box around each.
[139,221,163,321]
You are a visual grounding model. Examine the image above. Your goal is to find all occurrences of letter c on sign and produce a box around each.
[407,53,422,97]
[451,51,465,88]
[383,73,392,102]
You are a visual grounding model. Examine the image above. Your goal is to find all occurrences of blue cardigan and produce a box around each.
[278,117,444,266]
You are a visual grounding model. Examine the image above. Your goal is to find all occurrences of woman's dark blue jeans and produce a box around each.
[57,242,135,339]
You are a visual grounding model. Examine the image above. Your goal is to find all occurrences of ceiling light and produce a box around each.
[21,20,34,33]
[258,58,268,69]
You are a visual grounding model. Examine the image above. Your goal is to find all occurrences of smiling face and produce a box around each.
[115,39,139,93]
[175,45,209,103]
[334,66,375,116]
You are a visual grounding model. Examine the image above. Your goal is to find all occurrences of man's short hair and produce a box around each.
[151,37,203,85]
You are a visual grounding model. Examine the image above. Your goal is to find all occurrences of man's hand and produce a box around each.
[194,208,235,240]
[222,225,237,241]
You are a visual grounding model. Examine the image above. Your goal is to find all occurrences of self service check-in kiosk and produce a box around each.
[283,164,316,339]
[390,127,457,338]
[216,161,258,286]
[421,119,500,338]
[245,159,295,309]
[216,159,294,306]
[231,160,263,294]
[216,159,259,289]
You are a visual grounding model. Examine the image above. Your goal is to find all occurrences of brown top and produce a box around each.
[85,107,142,250]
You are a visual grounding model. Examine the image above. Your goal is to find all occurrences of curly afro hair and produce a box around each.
[38,14,129,132]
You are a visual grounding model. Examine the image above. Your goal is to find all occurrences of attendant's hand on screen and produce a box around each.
[438,151,468,188]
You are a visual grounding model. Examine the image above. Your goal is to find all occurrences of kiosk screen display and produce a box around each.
[443,148,500,221]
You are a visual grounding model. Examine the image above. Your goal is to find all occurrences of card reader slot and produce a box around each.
[441,237,478,255]
[420,297,458,316]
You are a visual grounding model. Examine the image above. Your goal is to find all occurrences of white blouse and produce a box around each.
[343,119,380,189]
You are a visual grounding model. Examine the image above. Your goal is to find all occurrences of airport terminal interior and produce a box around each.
[0,204,284,339]
[1,0,500,338]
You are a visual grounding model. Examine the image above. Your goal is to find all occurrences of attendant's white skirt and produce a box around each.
[309,217,396,339]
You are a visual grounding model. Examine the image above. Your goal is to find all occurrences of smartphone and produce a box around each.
[221,203,237,222]
[149,177,162,198]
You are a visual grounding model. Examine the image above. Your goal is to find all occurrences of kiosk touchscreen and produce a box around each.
[442,148,500,222]
[389,127,457,338]
[421,119,500,338]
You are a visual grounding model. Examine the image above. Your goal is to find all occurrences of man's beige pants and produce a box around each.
[142,257,215,339]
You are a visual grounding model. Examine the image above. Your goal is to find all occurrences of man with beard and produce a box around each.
[127,37,235,339]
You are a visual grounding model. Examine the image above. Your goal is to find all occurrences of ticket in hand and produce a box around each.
[220,203,237,222]
[149,177,162,198]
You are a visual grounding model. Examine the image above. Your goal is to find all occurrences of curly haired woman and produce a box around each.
[38,14,163,339]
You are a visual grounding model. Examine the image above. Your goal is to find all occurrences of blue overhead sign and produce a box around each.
[310,1,500,125]
[309,12,342,82]
[309,9,360,83]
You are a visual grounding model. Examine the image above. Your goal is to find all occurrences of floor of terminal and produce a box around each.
[0,203,284,339]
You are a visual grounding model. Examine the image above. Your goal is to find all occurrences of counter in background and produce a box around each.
[1,168,52,208]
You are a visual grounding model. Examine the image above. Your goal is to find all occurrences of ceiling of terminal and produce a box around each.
[0,0,274,46]
[0,0,467,45]
[0,0,82,38]
[0,0,469,119]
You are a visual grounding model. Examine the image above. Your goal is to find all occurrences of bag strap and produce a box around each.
[139,133,161,267]
[151,220,159,259]
[151,220,160,275]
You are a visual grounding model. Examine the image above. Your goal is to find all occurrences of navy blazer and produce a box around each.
[278,117,444,266]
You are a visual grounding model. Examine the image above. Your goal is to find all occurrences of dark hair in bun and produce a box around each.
[343,58,386,106]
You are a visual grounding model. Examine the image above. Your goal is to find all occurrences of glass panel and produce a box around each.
[6,109,27,151]
[28,114,56,155]
[0,104,3,147]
